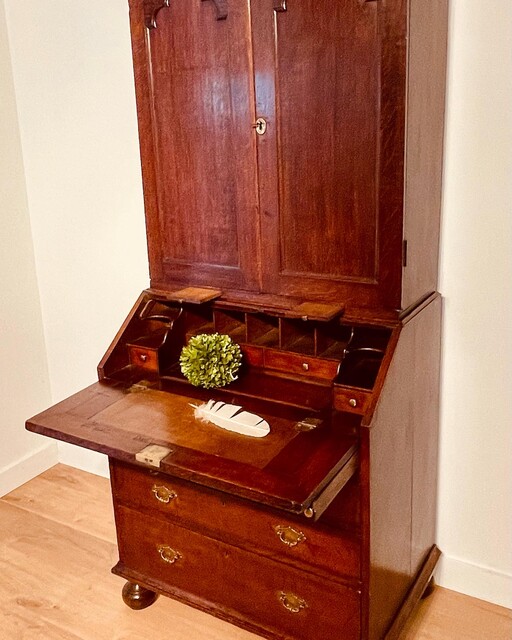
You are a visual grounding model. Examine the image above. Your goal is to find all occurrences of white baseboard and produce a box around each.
[0,443,58,497]
[57,442,109,478]
[437,553,512,609]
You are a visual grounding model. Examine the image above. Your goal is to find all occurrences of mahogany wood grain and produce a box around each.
[264,349,339,380]
[375,0,408,309]
[113,505,361,640]
[128,0,261,291]
[111,460,361,583]
[334,387,372,415]
[252,0,390,307]
[129,1,447,311]
[265,0,379,284]
[364,296,442,639]
[385,546,441,640]
[26,381,359,515]
[144,0,169,29]
[97,291,150,379]
[402,0,449,309]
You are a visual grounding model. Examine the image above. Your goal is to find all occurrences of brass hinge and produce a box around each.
[295,417,323,432]
[402,240,408,268]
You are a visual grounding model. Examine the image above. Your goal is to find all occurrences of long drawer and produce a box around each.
[115,505,361,640]
[111,461,360,582]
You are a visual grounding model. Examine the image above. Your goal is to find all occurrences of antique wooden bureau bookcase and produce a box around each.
[27,1,448,638]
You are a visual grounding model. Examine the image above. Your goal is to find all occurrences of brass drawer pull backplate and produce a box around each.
[152,484,177,504]
[157,544,182,564]
[273,524,306,548]
[279,591,308,613]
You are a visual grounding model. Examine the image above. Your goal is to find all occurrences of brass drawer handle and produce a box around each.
[279,591,308,614]
[157,544,182,564]
[273,524,306,548]
[152,484,177,504]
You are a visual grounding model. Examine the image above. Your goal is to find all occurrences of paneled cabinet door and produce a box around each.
[129,0,261,291]
[130,0,404,306]
[252,0,403,308]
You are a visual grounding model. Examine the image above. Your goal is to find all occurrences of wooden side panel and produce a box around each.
[409,298,442,571]
[366,295,441,640]
[402,0,448,309]
[128,0,260,291]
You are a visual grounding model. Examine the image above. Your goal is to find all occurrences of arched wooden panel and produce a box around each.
[130,0,261,291]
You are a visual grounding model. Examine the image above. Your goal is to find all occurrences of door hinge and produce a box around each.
[402,240,408,268]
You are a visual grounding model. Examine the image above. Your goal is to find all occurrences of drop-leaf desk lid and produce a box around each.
[27,379,359,519]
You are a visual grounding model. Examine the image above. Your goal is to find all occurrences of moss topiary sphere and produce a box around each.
[179,333,242,389]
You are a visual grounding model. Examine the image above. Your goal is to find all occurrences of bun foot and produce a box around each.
[421,576,436,599]
[122,581,159,610]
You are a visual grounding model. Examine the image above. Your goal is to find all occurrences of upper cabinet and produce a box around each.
[128,0,447,312]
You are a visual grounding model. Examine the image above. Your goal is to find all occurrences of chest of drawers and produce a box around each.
[111,461,362,640]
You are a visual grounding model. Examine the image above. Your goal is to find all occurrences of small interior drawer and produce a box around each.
[128,345,159,372]
[114,505,361,640]
[333,387,372,415]
[264,349,340,380]
[110,461,360,582]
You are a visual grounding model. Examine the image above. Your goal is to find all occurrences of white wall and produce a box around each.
[4,0,149,476]
[0,0,56,496]
[3,0,511,609]
[437,0,512,609]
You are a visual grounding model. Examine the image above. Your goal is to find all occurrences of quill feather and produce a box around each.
[191,400,270,438]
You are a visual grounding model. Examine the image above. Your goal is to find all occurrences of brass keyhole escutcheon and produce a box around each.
[253,117,267,135]
[273,524,306,548]
[279,591,308,614]
[152,484,177,504]
[157,544,182,565]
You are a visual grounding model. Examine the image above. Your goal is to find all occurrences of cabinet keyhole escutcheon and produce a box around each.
[253,118,267,135]
[279,591,308,613]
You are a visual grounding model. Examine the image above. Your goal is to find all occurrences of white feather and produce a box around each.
[191,400,270,438]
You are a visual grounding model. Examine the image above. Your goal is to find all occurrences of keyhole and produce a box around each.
[253,118,267,135]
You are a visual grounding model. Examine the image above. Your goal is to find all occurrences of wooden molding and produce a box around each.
[144,0,170,29]
[385,545,442,639]
[145,0,227,30]
[201,0,228,20]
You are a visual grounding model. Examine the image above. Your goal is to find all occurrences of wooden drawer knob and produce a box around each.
[157,544,182,565]
[152,484,177,504]
[273,524,306,548]
[279,591,308,613]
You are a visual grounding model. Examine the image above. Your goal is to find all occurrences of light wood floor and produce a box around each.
[0,465,510,640]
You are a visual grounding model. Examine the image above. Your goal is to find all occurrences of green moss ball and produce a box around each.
[179,333,242,389]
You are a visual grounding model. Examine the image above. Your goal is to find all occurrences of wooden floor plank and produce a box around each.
[2,465,116,544]
[400,587,512,640]
[0,501,256,640]
[0,464,510,640]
